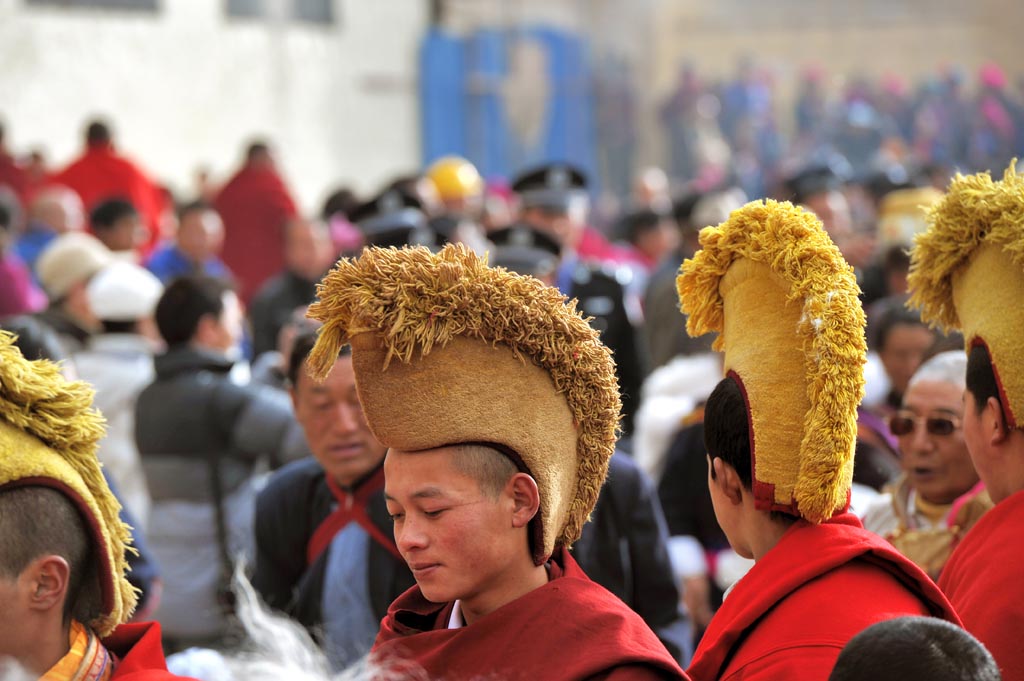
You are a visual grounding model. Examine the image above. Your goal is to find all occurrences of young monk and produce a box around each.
[908,163,1024,680]
[675,200,960,680]
[306,244,688,680]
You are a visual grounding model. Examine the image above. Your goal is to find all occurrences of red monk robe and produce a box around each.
[214,164,298,303]
[50,144,166,252]
[939,489,1024,681]
[372,547,689,681]
[102,621,199,680]
[687,513,960,681]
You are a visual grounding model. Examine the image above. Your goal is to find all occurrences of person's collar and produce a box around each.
[446,600,465,629]
[41,620,115,681]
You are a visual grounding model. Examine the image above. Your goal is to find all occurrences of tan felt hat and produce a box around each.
[306,244,620,564]
[0,331,136,636]
[908,162,1024,428]
[678,200,866,523]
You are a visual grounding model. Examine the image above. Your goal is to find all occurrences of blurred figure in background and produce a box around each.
[50,119,166,253]
[214,141,298,303]
[0,197,46,317]
[135,275,306,650]
[250,218,334,359]
[76,261,165,530]
[33,232,114,353]
[13,185,85,276]
[146,200,230,284]
[90,197,149,257]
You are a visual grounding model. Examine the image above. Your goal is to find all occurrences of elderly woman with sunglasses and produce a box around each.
[863,351,993,580]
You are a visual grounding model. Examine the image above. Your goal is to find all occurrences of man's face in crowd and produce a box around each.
[177,209,224,264]
[104,213,147,252]
[897,379,978,505]
[879,323,935,398]
[384,447,520,610]
[291,356,387,487]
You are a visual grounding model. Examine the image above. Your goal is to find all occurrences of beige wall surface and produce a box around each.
[0,0,426,213]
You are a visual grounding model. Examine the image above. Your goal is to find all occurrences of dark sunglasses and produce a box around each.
[889,412,961,437]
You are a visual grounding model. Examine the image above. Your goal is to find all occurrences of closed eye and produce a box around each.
[424,509,446,518]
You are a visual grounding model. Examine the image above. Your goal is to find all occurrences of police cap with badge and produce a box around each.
[488,223,562,280]
[349,187,437,249]
[512,163,590,215]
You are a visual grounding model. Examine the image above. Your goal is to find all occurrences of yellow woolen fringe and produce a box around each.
[307,244,621,548]
[676,200,867,523]
[908,161,1024,332]
[0,331,136,636]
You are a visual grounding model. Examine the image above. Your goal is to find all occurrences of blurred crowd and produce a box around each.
[0,71,1014,678]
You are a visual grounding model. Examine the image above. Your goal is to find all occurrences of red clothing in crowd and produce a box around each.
[50,144,166,251]
[940,490,1024,681]
[373,547,688,680]
[687,513,960,681]
[102,622,199,680]
[0,151,30,207]
[214,163,298,302]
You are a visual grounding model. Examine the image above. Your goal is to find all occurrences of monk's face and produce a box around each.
[895,379,978,505]
[290,356,386,488]
[383,447,522,610]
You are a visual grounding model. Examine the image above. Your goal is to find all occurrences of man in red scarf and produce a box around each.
[677,201,960,681]
[252,329,413,670]
[50,120,166,254]
[307,245,688,680]
[213,141,298,302]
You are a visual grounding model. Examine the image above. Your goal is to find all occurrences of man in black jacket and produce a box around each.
[252,329,414,669]
[134,275,306,650]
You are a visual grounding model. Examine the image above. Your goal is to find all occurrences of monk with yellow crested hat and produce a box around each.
[909,162,1024,681]
[677,200,959,681]
[306,244,688,680]
[0,331,196,680]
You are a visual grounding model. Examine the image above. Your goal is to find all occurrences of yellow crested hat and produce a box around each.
[877,186,944,250]
[0,331,136,636]
[306,244,621,564]
[908,162,1024,428]
[678,200,866,523]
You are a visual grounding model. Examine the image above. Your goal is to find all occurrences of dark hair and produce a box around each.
[0,201,10,232]
[322,188,359,221]
[619,209,664,245]
[0,486,101,626]
[177,199,215,223]
[704,376,752,488]
[154,275,234,347]
[967,343,1003,417]
[882,244,910,275]
[90,198,138,232]
[100,320,138,335]
[287,327,349,387]
[872,301,929,352]
[86,120,112,146]
[829,616,1001,681]
[1,315,68,362]
[671,192,703,230]
[246,141,270,162]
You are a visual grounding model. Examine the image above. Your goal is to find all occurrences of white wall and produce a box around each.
[0,0,426,213]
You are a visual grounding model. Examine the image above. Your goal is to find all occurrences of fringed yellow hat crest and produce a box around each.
[0,331,136,636]
[908,162,1024,428]
[677,200,866,523]
[306,244,620,564]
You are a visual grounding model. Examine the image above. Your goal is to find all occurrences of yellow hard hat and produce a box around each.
[426,156,484,202]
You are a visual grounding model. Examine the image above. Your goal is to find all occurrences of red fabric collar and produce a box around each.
[103,621,198,680]
[688,513,960,680]
[372,547,686,680]
[306,466,401,566]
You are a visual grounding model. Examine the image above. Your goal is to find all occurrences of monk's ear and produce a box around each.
[986,397,1011,445]
[508,473,541,528]
[710,456,744,506]
[24,555,71,614]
